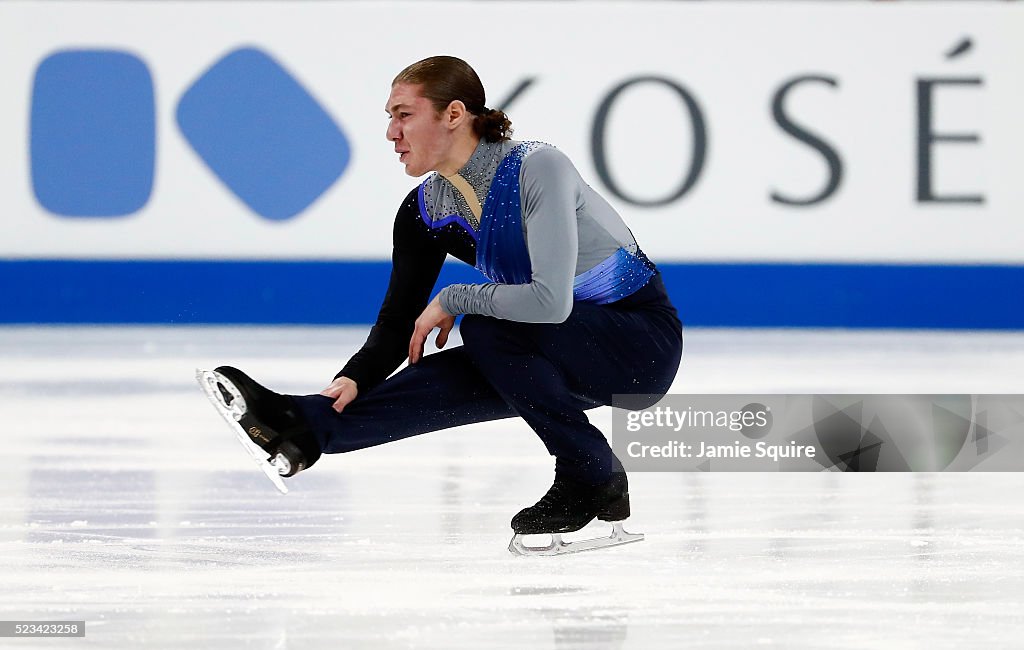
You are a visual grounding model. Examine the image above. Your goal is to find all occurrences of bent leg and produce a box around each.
[458,305,682,484]
[290,346,518,454]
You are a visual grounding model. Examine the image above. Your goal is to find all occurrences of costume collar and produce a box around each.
[445,138,515,204]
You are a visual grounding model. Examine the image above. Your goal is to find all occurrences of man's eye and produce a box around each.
[399,113,411,118]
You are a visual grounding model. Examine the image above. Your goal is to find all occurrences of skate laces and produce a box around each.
[534,474,588,512]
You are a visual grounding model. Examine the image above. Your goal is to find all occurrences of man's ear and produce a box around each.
[446,100,467,130]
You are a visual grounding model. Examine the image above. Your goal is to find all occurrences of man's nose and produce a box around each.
[386,120,400,141]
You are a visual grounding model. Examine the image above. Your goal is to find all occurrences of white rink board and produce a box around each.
[0,1,1022,263]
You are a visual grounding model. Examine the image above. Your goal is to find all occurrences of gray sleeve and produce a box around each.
[438,147,578,323]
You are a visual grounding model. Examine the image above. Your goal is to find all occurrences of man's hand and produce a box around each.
[409,295,456,364]
[320,376,359,413]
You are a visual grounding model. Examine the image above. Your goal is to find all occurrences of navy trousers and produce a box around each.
[290,274,683,484]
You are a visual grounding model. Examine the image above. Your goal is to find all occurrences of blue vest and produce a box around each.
[427,142,655,305]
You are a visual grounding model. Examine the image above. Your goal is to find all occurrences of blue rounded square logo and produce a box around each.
[31,50,156,217]
[176,47,351,221]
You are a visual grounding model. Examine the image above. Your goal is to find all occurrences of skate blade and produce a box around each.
[508,521,644,557]
[195,368,289,495]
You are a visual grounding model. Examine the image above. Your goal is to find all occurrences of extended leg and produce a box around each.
[289,346,519,454]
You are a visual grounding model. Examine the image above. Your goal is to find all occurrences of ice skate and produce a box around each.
[195,366,321,494]
[507,472,645,556]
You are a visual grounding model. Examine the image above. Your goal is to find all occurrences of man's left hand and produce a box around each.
[409,295,456,364]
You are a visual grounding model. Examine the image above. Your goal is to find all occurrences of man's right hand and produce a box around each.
[320,376,359,413]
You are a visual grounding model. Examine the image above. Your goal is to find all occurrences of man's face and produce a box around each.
[385,83,450,177]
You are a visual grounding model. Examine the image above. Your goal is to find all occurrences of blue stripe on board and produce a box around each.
[1,260,1022,329]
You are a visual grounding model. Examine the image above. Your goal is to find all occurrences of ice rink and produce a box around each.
[3,326,1024,649]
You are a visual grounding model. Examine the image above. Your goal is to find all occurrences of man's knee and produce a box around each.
[458,314,498,349]
[459,315,530,357]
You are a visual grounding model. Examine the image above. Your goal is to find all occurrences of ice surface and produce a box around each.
[1,326,1023,649]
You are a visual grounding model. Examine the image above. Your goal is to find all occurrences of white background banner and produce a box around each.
[1,1,1021,263]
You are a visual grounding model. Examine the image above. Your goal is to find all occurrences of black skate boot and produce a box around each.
[197,366,321,491]
[511,472,630,535]
[508,472,644,556]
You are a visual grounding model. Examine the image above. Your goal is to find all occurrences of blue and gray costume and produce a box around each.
[291,139,683,484]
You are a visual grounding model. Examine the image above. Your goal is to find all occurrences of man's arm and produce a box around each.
[436,147,579,323]
[335,188,447,393]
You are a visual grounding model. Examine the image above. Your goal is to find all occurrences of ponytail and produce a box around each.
[473,108,513,142]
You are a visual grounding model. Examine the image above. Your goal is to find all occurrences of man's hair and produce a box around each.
[393,56,512,142]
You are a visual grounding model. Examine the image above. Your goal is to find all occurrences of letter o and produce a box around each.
[591,76,707,207]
